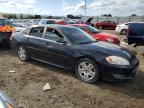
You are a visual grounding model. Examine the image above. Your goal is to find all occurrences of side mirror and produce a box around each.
[56,38,68,45]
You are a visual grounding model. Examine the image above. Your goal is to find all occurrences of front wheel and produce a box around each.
[75,58,100,83]
[17,45,29,61]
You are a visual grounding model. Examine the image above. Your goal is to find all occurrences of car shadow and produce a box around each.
[29,59,144,99]
[95,70,144,99]
[29,59,76,78]
[0,48,16,57]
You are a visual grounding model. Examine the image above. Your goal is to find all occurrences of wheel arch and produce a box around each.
[74,55,101,72]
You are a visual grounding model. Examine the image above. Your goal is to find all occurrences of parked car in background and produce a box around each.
[11,25,139,83]
[70,24,120,45]
[39,19,56,25]
[39,19,67,25]
[95,21,117,30]
[115,23,130,35]
[84,17,95,27]
[127,22,144,47]
[0,90,17,108]
[13,23,26,32]
[68,19,83,24]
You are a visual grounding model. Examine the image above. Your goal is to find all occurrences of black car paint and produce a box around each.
[11,25,139,81]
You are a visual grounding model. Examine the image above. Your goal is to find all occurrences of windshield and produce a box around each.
[61,27,97,44]
[82,26,100,34]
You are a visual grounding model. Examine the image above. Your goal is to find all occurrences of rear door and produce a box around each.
[26,27,51,60]
[128,23,144,45]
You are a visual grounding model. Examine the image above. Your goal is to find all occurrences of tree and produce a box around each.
[20,14,23,19]
[33,15,41,19]
[108,14,112,17]
[131,14,137,17]
[8,14,13,19]
[13,14,17,19]
[47,15,53,19]
[67,14,75,19]
[102,14,112,17]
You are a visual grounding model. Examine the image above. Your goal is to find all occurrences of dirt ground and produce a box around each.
[0,30,144,108]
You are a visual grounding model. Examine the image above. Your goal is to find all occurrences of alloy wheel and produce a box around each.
[78,61,96,81]
[18,47,26,60]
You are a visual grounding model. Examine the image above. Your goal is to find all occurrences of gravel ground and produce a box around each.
[0,30,144,108]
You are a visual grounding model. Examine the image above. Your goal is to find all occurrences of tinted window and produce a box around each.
[46,20,56,24]
[45,28,63,41]
[29,27,44,38]
[61,27,96,44]
[129,24,144,36]
[125,23,129,26]
[82,26,100,34]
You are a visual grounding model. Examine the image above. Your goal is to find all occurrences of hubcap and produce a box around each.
[122,30,126,35]
[18,47,26,60]
[78,62,96,81]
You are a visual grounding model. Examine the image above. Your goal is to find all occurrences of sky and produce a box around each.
[0,0,144,16]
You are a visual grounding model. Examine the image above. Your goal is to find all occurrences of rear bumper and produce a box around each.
[100,59,139,81]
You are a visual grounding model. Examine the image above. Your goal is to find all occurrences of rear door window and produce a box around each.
[29,27,44,38]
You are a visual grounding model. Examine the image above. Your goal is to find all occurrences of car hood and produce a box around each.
[86,17,93,23]
[78,41,134,61]
[92,32,119,39]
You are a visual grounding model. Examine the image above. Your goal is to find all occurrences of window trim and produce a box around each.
[43,27,71,45]
[29,27,45,38]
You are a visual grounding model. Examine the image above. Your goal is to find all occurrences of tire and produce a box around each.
[120,29,127,35]
[17,45,29,61]
[75,58,100,83]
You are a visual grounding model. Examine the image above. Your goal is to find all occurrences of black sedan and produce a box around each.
[11,25,139,83]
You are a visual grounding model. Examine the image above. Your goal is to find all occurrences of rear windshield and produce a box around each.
[129,23,144,36]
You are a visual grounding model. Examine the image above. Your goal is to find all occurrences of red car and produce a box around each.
[70,24,120,45]
[95,21,117,30]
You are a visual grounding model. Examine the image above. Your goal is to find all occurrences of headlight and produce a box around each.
[106,38,114,43]
[106,56,130,65]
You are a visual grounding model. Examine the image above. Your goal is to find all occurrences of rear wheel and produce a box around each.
[75,58,100,83]
[17,45,29,61]
[99,26,103,29]
[120,29,127,35]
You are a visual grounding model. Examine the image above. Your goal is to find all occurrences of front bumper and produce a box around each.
[100,58,139,81]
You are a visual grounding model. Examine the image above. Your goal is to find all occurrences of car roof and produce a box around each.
[69,24,88,27]
[31,24,77,29]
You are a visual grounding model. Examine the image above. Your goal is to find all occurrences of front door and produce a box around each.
[43,27,74,69]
